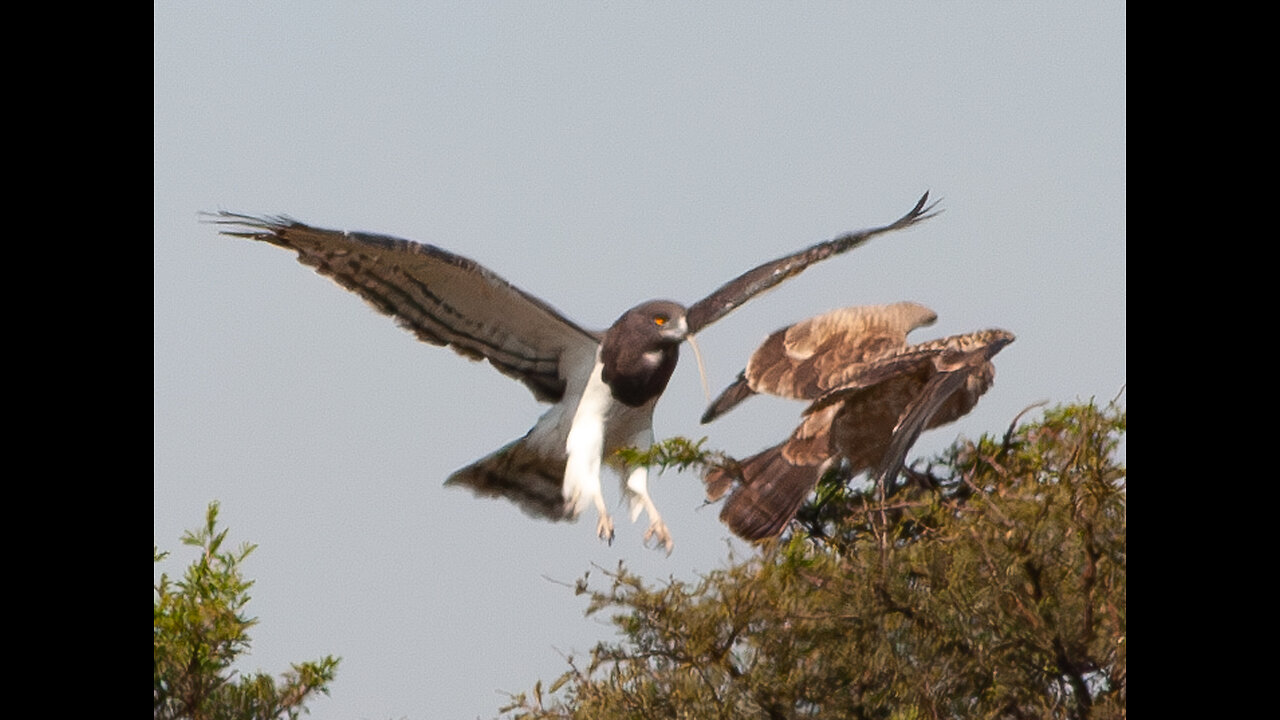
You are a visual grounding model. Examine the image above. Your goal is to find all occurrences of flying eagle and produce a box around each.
[702,304,1013,542]
[212,193,938,552]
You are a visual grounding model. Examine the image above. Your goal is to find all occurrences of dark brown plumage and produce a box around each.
[600,301,686,407]
[703,306,1014,542]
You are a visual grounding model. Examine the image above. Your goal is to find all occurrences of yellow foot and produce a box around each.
[596,513,615,545]
[643,520,674,555]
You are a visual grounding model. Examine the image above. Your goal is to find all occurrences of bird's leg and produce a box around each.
[568,456,612,545]
[566,444,613,545]
[624,465,673,555]
[643,518,673,555]
[596,508,615,545]
[565,366,614,545]
[563,481,613,544]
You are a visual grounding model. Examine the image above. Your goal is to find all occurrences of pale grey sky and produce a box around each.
[154,4,1125,718]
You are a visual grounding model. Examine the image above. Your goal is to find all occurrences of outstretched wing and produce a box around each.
[212,213,600,402]
[683,192,941,334]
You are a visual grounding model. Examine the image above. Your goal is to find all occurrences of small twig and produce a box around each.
[1004,400,1049,450]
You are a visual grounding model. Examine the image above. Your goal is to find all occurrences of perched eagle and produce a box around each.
[212,193,938,553]
[702,304,1014,542]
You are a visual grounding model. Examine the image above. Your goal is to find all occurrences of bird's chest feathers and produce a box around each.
[566,353,656,460]
[600,342,680,408]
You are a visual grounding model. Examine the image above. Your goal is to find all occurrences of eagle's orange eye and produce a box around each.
[654,316,667,326]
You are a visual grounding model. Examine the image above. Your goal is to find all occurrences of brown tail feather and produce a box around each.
[445,438,570,521]
[714,444,820,541]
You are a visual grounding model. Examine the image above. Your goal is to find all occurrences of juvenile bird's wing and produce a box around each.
[812,329,1016,490]
[701,302,938,423]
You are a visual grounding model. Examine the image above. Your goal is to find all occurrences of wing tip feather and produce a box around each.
[201,210,301,241]
[901,190,944,227]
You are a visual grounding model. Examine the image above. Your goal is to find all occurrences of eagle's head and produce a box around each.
[617,300,690,345]
[600,300,690,407]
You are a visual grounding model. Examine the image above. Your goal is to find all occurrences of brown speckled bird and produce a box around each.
[703,305,1013,542]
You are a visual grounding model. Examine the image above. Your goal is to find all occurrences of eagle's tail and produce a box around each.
[705,444,820,542]
[445,438,571,522]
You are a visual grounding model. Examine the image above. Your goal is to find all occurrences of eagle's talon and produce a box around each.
[597,514,615,545]
[643,521,674,555]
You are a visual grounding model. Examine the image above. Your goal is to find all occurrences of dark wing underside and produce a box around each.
[213,213,600,402]
[683,192,940,334]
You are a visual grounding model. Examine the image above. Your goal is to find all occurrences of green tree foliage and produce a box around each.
[502,400,1126,720]
[154,503,340,720]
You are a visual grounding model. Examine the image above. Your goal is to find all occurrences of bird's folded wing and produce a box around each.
[803,350,943,414]
[871,369,976,489]
[701,302,938,423]
[683,192,940,334]
[213,213,600,402]
[874,333,1013,482]
[811,329,1014,487]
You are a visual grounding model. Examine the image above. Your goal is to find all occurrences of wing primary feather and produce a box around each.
[684,192,941,333]
[700,372,756,424]
[872,370,971,495]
